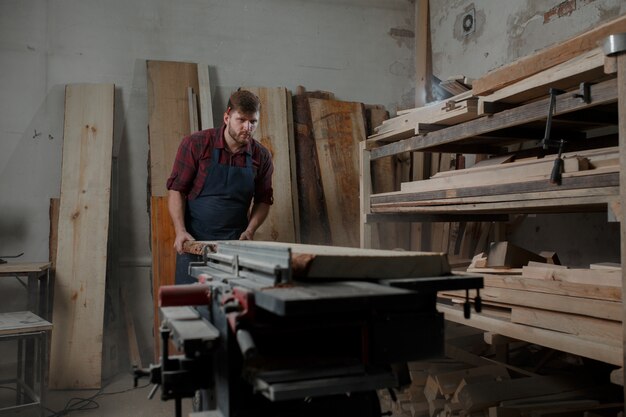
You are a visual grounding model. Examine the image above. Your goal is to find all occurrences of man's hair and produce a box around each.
[227,89,261,114]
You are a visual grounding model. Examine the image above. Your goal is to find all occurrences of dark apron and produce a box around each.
[175,147,255,284]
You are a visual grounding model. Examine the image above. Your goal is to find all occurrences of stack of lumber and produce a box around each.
[370,146,619,215]
[367,91,479,144]
[378,323,622,417]
[438,253,623,366]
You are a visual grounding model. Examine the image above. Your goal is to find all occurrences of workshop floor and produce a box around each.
[4,372,193,417]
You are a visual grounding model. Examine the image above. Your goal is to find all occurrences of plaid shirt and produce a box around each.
[166,126,274,204]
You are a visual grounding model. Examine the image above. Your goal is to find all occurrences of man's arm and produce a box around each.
[168,189,195,253]
[240,202,270,240]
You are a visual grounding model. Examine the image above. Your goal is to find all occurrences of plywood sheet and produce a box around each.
[309,98,367,247]
[50,83,114,389]
[245,87,297,243]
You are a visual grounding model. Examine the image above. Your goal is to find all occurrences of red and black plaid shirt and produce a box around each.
[166,126,274,204]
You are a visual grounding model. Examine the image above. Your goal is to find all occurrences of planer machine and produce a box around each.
[135,241,483,417]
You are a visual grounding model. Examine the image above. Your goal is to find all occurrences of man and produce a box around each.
[166,90,274,284]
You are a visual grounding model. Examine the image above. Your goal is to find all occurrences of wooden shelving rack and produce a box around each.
[359,29,626,377]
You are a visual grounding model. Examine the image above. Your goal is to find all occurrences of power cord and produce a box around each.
[26,372,151,417]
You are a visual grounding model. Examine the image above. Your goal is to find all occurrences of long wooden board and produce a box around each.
[510,306,622,347]
[245,87,297,243]
[472,13,626,95]
[440,304,622,366]
[147,61,200,359]
[147,60,200,196]
[478,48,607,109]
[50,83,114,389]
[309,98,367,247]
[465,272,622,301]
[184,240,450,279]
[293,89,332,245]
[441,286,622,321]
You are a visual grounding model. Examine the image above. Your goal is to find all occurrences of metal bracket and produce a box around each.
[443,100,458,111]
[573,82,592,104]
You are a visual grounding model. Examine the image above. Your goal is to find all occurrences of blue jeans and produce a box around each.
[175,252,201,285]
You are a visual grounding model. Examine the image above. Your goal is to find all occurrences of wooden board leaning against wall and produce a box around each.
[50,83,114,389]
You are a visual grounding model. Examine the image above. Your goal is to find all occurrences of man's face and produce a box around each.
[224,109,259,148]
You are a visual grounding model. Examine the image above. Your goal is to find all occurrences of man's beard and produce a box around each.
[228,124,250,145]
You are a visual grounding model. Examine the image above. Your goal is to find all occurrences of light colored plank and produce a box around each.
[441,286,622,321]
[0,311,52,335]
[522,265,622,287]
[50,83,114,389]
[186,240,450,279]
[245,87,297,243]
[147,60,199,196]
[440,304,622,366]
[197,64,214,130]
[510,306,622,347]
[0,262,51,274]
[472,13,626,95]
[310,98,367,247]
[478,48,607,109]
[487,241,545,268]
[458,272,622,301]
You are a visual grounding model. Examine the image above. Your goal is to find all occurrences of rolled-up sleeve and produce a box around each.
[166,135,198,195]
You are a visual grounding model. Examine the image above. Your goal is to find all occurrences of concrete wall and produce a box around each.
[0,0,416,363]
[430,0,626,81]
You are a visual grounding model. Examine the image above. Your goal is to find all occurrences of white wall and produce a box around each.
[0,0,416,362]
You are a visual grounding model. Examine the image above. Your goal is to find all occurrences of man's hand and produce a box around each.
[174,231,195,254]
[239,229,254,240]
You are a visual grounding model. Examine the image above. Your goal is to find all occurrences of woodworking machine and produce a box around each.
[135,241,482,417]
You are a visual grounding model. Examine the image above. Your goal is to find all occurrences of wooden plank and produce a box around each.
[374,98,478,136]
[309,98,367,247]
[186,240,450,279]
[293,88,331,245]
[372,187,619,208]
[522,265,622,287]
[478,48,607,109]
[360,141,373,249]
[372,171,619,205]
[472,13,626,95]
[245,87,297,243]
[0,311,52,336]
[460,272,622,301]
[415,0,432,106]
[147,60,199,196]
[371,78,618,159]
[617,46,626,396]
[372,194,615,215]
[197,64,214,130]
[0,262,51,274]
[121,281,142,368]
[510,306,622,347]
[441,286,622,321]
[50,83,114,389]
[150,196,176,361]
[401,153,597,193]
[440,304,622,366]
